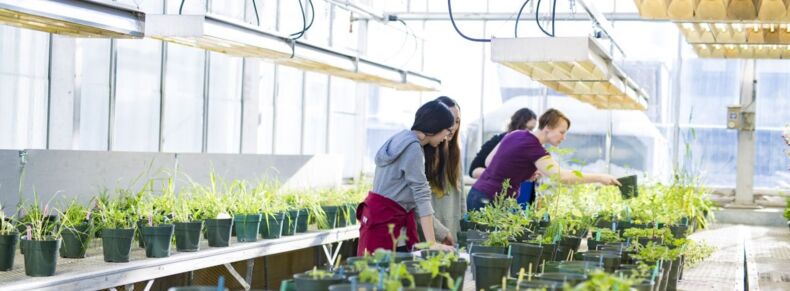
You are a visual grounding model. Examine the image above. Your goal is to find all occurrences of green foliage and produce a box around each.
[482,231,510,247]
[305,266,334,279]
[95,196,136,230]
[570,270,637,291]
[632,242,672,263]
[623,227,672,241]
[18,193,65,240]
[60,199,91,228]
[0,203,16,235]
[784,198,790,220]
[592,228,621,243]
[683,240,716,269]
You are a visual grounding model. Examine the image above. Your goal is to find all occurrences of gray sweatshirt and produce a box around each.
[372,130,434,217]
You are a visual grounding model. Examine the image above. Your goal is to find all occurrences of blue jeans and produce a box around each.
[466,187,490,211]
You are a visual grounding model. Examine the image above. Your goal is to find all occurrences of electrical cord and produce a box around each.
[252,0,261,26]
[515,0,531,38]
[448,0,490,43]
[291,0,307,40]
[179,0,185,14]
[535,0,557,37]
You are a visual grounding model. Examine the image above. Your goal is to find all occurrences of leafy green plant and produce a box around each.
[784,198,790,220]
[482,231,510,247]
[95,197,136,230]
[570,270,637,291]
[623,227,671,241]
[18,193,66,240]
[0,204,17,235]
[229,180,262,215]
[592,228,621,243]
[191,173,229,220]
[60,200,91,229]
[305,266,335,279]
[632,242,671,263]
[683,240,715,268]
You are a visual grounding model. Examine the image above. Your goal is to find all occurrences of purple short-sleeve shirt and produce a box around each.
[471,130,549,199]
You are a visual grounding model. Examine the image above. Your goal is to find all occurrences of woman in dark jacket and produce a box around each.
[469,108,538,179]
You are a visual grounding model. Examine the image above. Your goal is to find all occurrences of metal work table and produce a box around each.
[0,226,358,291]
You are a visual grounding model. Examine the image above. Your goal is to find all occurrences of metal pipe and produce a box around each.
[323,0,385,22]
[367,12,646,22]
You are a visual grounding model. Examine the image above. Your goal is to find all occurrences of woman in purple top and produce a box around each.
[467,108,621,211]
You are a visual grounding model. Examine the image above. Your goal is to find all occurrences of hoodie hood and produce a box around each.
[375,130,421,167]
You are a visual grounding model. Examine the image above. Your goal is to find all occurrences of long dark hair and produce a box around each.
[425,96,461,197]
[507,108,537,132]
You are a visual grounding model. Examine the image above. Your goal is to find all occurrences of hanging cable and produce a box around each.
[448,0,490,43]
[535,0,557,37]
[291,0,308,40]
[179,0,186,14]
[252,0,261,26]
[514,0,531,38]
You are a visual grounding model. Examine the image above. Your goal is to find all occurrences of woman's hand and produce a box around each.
[598,174,622,186]
[442,232,456,246]
[430,243,456,252]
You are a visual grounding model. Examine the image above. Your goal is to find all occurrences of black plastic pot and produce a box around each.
[631,280,655,291]
[538,272,588,286]
[556,261,603,275]
[141,224,174,258]
[233,214,262,242]
[293,272,346,291]
[469,244,506,255]
[617,175,638,198]
[166,287,229,291]
[327,283,375,291]
[670,225,689,238]
[636,237,663,246]
[260,212,285,239]
[582,251,622,273]
[408,267,441,288]
[509,242,543,277]
[174,221,203,252]
[282,210,298,236]
[492,278,561,291]
[205,218,233,247]
[472,253,512,291]
[136,219,146,248]
[102,228,134,262]
[456,231,468,249]
[60,222,92,258]
[22,238,61,277]
[668,257,682,291]
[295,209,309,233]
[555,236,582,261]
[320,205,340,230]
[459,218,473,231]
[0,232,19,271]
[347,203,357,225]
[444,259,467,290]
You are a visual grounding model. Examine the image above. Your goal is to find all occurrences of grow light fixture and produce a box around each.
[145,14,439,91]
[0,0,144,38]
[491,37,648,111]
[633,0,790,58]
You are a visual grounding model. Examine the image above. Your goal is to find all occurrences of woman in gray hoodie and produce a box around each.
[357,100,456,255]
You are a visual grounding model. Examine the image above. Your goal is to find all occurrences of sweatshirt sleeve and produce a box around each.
[402,143,435,217]
[433,215,450,241]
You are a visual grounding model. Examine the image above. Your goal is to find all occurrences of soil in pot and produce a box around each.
[233,214,262,242]
[60,222,92,258]
[205,218,233,247]
[0,232,19,271]
[174,221,203,252]
[22,238,61,277]
[102,228,135,263]
[472,253,512,291]
[141,224,175,258]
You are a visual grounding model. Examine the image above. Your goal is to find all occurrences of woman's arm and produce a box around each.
[534,155,620,185]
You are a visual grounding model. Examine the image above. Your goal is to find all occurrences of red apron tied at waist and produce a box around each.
[356,191,419,256]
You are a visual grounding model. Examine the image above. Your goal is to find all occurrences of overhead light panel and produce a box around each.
[492,37,648,111]
[0,0,144,38]
[634,0,790,58]
[145,14,439,91]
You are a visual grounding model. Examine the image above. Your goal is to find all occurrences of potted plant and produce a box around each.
[784,198,790,230]
[623,227,671,246]
[195,174,233,247]
[230,180,262,242]
[59,200,93,258]
[472,252,512,291]
[172,190,203,252]
[259,191,287,239]
[19,198,64,277]
[95,196,136,263]
[470,231,509,255]
[293,267,346,291]
[138,188,175,258]
[318,188,344,230]
[587,228,621,251]
[0,205,19,271]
